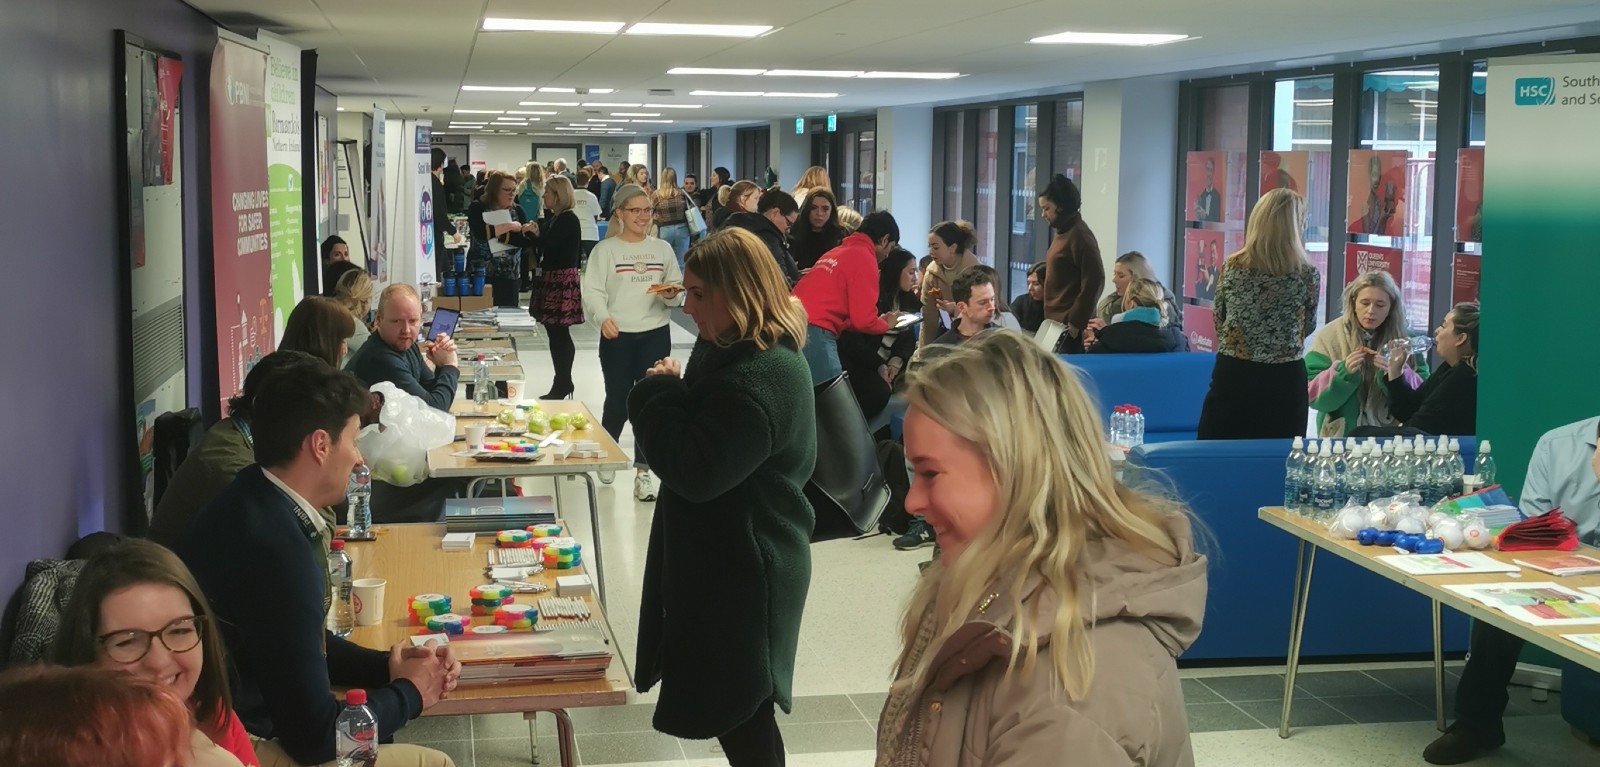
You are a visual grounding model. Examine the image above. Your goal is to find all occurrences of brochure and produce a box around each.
[1512,554,1600,577]
[1562,633,1600,655]
[1444,582,1600,627]
[1374,552,1521,576]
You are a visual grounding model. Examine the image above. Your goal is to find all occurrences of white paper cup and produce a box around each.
[506,379,525,401]
[465,424,488,449]
[352,578,387,626]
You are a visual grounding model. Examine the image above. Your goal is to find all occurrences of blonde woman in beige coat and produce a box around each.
[881,332,1208,767]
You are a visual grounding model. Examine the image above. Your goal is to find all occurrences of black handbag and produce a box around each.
[805,373,890,542]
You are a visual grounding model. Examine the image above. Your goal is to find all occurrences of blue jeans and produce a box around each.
[659,223,690,268]
[598,326,672,468]
[802,325,842,386]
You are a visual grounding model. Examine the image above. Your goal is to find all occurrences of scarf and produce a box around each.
[876,607,939,767]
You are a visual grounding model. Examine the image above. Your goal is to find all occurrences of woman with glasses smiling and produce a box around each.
[584,184,685,502]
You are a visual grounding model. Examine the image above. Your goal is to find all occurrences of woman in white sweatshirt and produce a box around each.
[582,184,685,501]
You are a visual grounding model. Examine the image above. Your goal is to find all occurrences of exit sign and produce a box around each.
[827,114,837,132]
[794,117,804,134]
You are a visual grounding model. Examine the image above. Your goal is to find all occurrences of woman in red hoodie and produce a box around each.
[791,211,903,385]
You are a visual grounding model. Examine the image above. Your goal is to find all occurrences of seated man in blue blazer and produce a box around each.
[1427,415,1600,764]
[174,363,459,766]
[346,283,460,412]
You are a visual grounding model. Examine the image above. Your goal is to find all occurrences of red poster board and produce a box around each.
[209,37,274,412]
[1452,253,1481,305]
[1346,150,1410,236]
[1456,149,1485,243]
[1185,151,1227,224]
[1183,304,1216,353]
[1344,242,1404,285]
[1260,151,1309,195]
[1183,230,1224,301]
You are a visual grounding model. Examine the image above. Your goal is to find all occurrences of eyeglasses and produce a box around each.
[98,617,203,664]
[619,206,653,216]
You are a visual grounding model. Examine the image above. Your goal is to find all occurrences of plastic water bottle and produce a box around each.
[473,354,491,407]
[335,689,379,767]
[326,540,354,638]
[1448,438,1466,497]
[1331,441,1348,507]
[1284,437,1306,513]
[1392,441,1412,495]
[347,464,371,536]
[1431,440,1453,504]
[1476,440,1497,487]
[1311,439,1337,520]
[1127,406,1145,448]
[1348,442,1369,506]
[1299,440,1320,511]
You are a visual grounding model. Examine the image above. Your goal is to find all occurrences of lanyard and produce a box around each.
[236,418,322,545]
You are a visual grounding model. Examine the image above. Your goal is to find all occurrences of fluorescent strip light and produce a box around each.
[587,119,622,123]
[335,107,346,111]
[763,92,839,98]
[858,71,961,80]
[610,112,661,117]
[629,119,674,124]
[453,109,504,114]
[581,102,641,107]
[520,101,580,107]
[461,85,538,92]
[539,87,576,93]
[1028,31,1190,45]
[764,69,862,78]
[642,103,704,109]
[505,110,557,115]
[669,67,766,76]
[449,122,488,125]
[691,90,764,97]
[482,18,625,34]
[626,23,773,37]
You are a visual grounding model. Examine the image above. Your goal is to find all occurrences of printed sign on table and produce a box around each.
[1184,151,1227,223]
[1346,150,1410,236]
[1183,230,1224,302]
[1344,242,1404,285]
[1183,304,1216,353]
[1453,253,1481,305]
[1260,151,1309,195]
[1456,149,1485,243]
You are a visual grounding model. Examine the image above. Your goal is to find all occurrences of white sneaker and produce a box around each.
[634,471,658,502]
[598,470,615,485]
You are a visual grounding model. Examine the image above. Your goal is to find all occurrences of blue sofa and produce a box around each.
[1061,353,1215,443]
[1129,438,1475,662]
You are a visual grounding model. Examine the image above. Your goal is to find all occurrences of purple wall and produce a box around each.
[0,2,219,600]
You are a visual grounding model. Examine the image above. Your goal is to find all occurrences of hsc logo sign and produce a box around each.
[1515,77,1555,106]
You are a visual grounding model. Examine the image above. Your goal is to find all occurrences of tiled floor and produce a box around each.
[402,312,1599,767]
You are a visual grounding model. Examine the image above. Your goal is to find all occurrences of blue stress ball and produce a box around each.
[1375,530,1401,547]
[1415,539,1445,555]
[1357,528,1380,546]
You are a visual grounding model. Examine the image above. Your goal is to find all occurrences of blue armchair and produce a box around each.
[1061,353,1215,443]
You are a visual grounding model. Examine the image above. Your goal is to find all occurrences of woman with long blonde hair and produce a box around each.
[515,162,546,221]
[627,228,815,766]
[1196,188,1322,439]
[791,165,831,202]
[1306,270,1428,436]
[879,332,1205,767]
[652,167,692,266]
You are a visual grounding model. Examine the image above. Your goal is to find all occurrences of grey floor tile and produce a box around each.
[1183,702,1267,733]
[566,703,661,734]
[395,714,474,744]
[1363,666,1460,699]
[1180,678,1224,705]
[474,735,562,767]
[847,692,887,723]
[1291,669,1396,698]
[1196,674,1311,703]
[1506,689,1563,718]
[1233,698,1356,729]
[785,695,870,724]
[1321,693,1436,724]
[473,712,536,741]
[573,730,685,765]
[782,721,879,755]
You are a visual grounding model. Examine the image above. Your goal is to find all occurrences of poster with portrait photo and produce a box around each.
[1260,151,1309,195]
[1456,149,1485,243]
[1185,151,1227,223]
[1184,230,1225,302]
[1346,149,1409,236]
[1183,304,1216,354]
[1344,242,1404,286]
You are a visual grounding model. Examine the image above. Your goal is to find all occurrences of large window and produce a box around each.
[1053,100,1083,181]
[1358,67,1438,331]
[974,108,999,266]
[1008,105,1039,288]
[1272,76,1335,289]
[942,111,966,222]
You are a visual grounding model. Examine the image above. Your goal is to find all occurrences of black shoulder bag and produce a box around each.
[805,373,890,542]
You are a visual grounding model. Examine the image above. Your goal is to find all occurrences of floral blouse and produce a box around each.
[1214,262,1321,364]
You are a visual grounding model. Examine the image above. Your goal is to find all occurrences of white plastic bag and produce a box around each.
[357,382,457,487]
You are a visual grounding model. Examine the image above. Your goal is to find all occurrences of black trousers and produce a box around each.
[598,326,671,468]
[1197,354,1309,440]
[716,699,785,767]
[1454,621,1524,732]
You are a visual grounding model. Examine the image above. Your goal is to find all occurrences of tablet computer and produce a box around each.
[426,307,461,341]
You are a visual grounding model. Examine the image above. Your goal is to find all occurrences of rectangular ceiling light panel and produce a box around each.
[626,23,773,37]
[482,18,625,34]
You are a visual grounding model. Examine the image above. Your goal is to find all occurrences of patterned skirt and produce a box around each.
[531,267,584,326]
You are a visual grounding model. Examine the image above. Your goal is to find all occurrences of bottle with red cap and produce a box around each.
[336,689,378,767]
[326,539,354,638]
